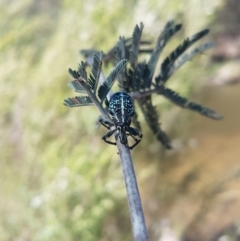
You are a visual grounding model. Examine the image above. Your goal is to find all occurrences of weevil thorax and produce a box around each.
[108,92,134,128]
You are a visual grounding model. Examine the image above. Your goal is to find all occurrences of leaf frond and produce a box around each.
[68,80,86,93]
[165,42,214,79]
[146,21,182,87]
[129,22,144,69]
[68,68,80,79]
[157,28,209,84]
[156,85,223,120]
[63,96,94,107]
[115,36,126,62]
[135,61,147,91]
[139,62,151,90]
[98,59,128,102]
[115,37,128,90]
[78,61,88,81]
[88,53,103,93]
[137,96,172,148]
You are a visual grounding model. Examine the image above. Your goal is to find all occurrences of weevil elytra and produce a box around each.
[99,92,142,149]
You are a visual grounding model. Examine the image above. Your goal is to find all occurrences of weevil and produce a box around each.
[99,91,142,149]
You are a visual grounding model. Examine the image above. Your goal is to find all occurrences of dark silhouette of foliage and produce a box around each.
[88,53,102,94]
[98,59,128,103]
[154,84,222,120]
[156,28,209,84]
[65,54,127,110]
[146,21,182,87]
[65,20,222,149]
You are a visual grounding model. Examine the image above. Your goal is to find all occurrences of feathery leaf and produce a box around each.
[98,59,128,102]
[146,21,182,87]
[129,22,144,69]
[115,36,126,62]
[165,42,214,80]
[63,96,94,107]
[78,61,88,81]
[135,61,152,90]
[68,68,80,79]
[157,29,209,84]
[68,80,86,93]
[115,37,128,90]
[137,97,172,148]
[156,85,223,120]
[135,61,147,91]
[88,53,102,93]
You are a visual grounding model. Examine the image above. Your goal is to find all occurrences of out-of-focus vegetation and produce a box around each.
[1,1,240,241]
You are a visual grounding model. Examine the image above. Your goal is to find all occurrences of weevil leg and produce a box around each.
[99,117,114,130]
[102,128,117,146]
[126,127,143,149]
[129,138,141,149]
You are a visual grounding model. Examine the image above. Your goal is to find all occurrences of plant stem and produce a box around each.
[116,139,149,241]
[77,77,148,240]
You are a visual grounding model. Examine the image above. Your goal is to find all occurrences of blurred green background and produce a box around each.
[1,0,240,241]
